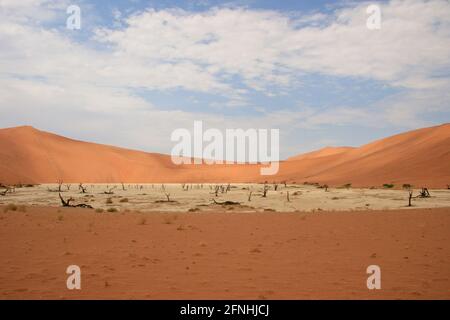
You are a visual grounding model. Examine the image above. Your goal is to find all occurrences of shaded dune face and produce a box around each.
[0,124,449,187]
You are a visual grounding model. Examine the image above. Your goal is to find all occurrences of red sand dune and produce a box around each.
[0,124,449,187]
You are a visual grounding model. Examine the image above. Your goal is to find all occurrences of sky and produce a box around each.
[0,0,449,159]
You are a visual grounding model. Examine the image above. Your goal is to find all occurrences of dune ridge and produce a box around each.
[0,124,449,187]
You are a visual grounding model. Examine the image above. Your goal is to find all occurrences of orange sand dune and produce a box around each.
[0,124,449,187]
[287,146,355,161]
[277,124,450,187]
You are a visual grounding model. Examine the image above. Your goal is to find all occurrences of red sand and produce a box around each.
[0,206,449,299]
[0,123,449,187]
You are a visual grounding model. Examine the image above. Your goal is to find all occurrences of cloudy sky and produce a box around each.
[0,0,449,159]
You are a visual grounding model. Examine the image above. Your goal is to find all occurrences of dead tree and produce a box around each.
[57,180,63,192]
[248,191,253,202]
[323,184,329,192]
[0,187,11,196]
[273,183,279,191]
[214,185,220,197]
[121,183,126,191]
[287,191,290,202]
[59,193,93,209]
[447,184,450,190]
[164,192,171,202]
[79,183,87,193]
[226,184,231,192]
[103,186,116,195]
[65,184,71,191]
[262,184,269,198]
[48,180,64,192]
[212,199,240,206]
[408,190,413,207]
[419,188,430,198]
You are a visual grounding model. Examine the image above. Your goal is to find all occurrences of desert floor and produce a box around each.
[0,205,449,299]
[1,183,450,212]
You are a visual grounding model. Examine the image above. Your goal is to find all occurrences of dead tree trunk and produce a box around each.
[79,183,87,193]
[287,191,290,202]
[57,180,63,192]
[408,191,413,207]
[262,184,269,198]
[59,193,74,207]
[248,191,252,202]
[164,192,171,202]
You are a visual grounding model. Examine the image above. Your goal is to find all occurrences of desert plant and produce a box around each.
[383,183,394,189]
[3,203,18,212]
[402,184,413,190]
[119,198,129,203]
[106,198,113,204]
[107,208,118,213]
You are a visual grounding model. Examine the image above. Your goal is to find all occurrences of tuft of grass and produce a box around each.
[188,207,200,212]
[57,214,64,221]
[383,183,394,189]
[95,208,104,213]
[4,204,18,213]
[107,208,118,213]
[119,198,129,203]
[106,198,113,204]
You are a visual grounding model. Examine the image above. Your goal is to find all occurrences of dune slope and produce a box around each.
[0,124,449,187]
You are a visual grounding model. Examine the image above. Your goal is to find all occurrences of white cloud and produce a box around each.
[0,0,449,158]
[94,0,450,91]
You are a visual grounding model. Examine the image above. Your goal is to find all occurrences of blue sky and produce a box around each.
[0,0,449,159]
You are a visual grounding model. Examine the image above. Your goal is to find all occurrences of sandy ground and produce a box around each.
[1,183,450,212]
[0,205,449,300]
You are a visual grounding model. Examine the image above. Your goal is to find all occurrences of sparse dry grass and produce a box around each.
[3,204,26,213]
